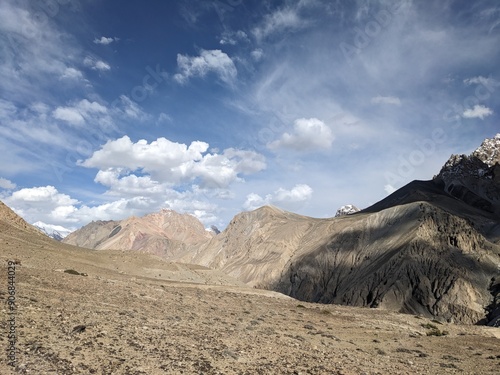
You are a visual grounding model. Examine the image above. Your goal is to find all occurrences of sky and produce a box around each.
[0,0,499,233]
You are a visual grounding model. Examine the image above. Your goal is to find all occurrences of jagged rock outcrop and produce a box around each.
[433,133,500,215]
[63,209,213,257]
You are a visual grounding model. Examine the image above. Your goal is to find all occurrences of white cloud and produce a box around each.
[251,49,264,61]
[0,178,16,190]
[462,104,493,119]
[157,112,172,123]
[52,107,85,125]
[220,30,249,45]
[81,136,266,189]
[243,184,313,211]
[268,118,334,152]
[252,6,307,41]
[4,186,79,226]
[60,67,84,80]
[371,95,401,106]
[174,49,237,85]
[52,99,108,126]
[115,95,148,120]
[274,184,313,203]
[463,75,500,89]
[84,56,111,72]
[93,36,119,45]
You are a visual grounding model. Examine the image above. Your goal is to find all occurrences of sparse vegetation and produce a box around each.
[426,328,449,337]
[64,269,88,276]
[421,322,448,336]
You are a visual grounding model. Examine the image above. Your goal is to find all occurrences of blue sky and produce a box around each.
[1,0,499,232]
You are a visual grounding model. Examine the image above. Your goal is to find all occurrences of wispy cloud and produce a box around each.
[220,30,248,45]
[84,56,111,71]
[252,5,308,41]
[371,95,401,106]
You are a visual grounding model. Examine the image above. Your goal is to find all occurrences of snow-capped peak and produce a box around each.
[335,204,360,217]
[32,221,73,241]
[472,133,500,167]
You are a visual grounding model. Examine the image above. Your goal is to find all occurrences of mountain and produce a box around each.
[2,201,499,374]
[335,204,360,217]
[179,135,500,325]
[33,221,73,241]
[63,209,213,258]
[433,133,500,216]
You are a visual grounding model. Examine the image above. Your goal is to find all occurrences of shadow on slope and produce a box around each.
[271,201,500,325]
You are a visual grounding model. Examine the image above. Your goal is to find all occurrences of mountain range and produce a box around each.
[44,134,500,325]
[3,192,500,374]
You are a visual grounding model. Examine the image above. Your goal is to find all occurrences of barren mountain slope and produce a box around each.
[63,209,213,257]
[273,201,500,325]
[2,201,500,375]
[182,201,500,325]
[178,205,334,286]
[181,136,500,325]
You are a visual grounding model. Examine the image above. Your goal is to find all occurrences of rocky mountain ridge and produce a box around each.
[434,133,500,216]
[63,209,213,258]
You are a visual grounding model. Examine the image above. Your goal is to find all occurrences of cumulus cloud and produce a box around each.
[462,104,493,119]
[268,118,334,152]
[174,49,237,85]
[81,136,266,189]
[371,96,401,106]
[83,56,111,71]
[4,186,79,225]
[93,36,119,45]
[0,178,16,190]
[243,184,313,211]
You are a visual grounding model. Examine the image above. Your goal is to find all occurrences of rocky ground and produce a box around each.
[0,240,499,374]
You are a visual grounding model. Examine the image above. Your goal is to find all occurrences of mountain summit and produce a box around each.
[63,209,213,258]
[433,133,500,216]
